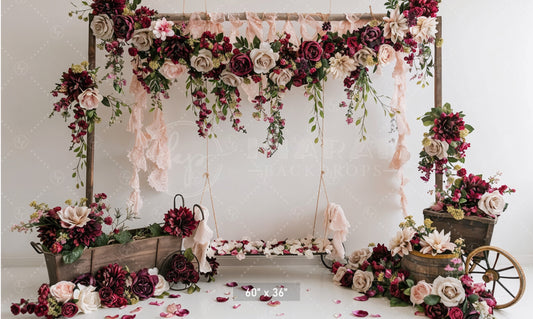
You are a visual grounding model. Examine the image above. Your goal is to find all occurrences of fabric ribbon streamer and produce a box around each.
[245,12,264,42]
[264,13,277,42]
[206,12,224,35]
[298,13,322,41]
[282,19,300,46]
[145,108,171,192]
[323,203,350,260]
[332,13,360,34]
[228,14,244,43]
[186,12,206,38]
[182,204,214,273]
[389,51,411,216]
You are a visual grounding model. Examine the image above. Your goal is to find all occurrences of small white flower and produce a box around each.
[152,17,174,41]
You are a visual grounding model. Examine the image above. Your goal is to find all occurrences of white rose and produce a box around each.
[190,49,214,73]
[424,138,449,159]
[332,266,348,286]
[269,68,294,87]
[250,42,279,74]
[50,281,76,303]
[154,274,170,296]
[431,276,465,307]
[352,270,374,293]
[90,14,114,40]
[410,16,438,43]
[131,28,153,51]
[347,248,371,270]
[159,60,185,80]
[378,44,396,66]
[354,47,376,67]
[78,88,103,110]
[58,206,91,229]
[478,192,506,217]
[220,69,243,87]
[73,285,101,313]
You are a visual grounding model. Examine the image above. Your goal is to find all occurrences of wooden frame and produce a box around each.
[84,13,444,204]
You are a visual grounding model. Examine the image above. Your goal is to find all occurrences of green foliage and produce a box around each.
[424,294,441,306]
[62,245,84,264]
[114,230,133,244]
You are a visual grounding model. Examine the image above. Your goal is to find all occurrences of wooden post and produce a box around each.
[86,15,96,203]
[434,16,443,199]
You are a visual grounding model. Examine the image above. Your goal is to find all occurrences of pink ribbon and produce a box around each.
[187,12,206,38]
[298,13,322,41]
[324,203,350,260]
[206,12,224,35]
[264,13,277,42]
[333,13,361,34]
[282,19,300,46]
[146,108,171,192]
[228,14,244,43]
[389,51,411,216]
[245,12,264,42]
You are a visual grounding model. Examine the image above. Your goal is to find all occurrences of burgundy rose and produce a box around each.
[300,41,323,62]
[113,15,135,41]
[73,273,96,287]
[171,254,189,273]
[115,296,128,307]
[10,303,20,315]
[291,72,306,87]
[448,307,464,319]
[361,26,383,49]
[331,261,343,274]
[368,244,391,263]
[95,264,127,296]
[339,269,354,287]
[425,303,448,319]
[131,268,158,299]
[91,0,126,15]
[61,302,79,318]
[164,270,179,283]
[34,303,49,317]
[346,36,362,56]
[99,287,117,307]
[323,42,335,54]
[37,284,50,304]
[26,303,36,314]
[68,219,102,247]
[50,242,63,254]
[230,53,253,77]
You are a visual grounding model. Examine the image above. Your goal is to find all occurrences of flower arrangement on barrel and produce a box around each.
[331,216,498,319]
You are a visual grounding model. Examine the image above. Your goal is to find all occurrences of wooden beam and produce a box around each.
[434,16,443,199]
[86,15,96,204]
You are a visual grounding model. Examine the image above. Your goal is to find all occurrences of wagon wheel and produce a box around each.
[465,246,526,309]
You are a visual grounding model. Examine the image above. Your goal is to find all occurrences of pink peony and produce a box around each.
[410,280,432,305]
[78,88,103,110]
[50,281,76,303]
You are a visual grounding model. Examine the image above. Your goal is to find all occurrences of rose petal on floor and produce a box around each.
[333,299,341,304]
[259,295,272,302]
[119,305,127,309]
[267,300,281,307]
[224,291,232,295]
[176,309,190,317]
[129,307,143,313]
[226,281,238,287]
[216,297,229,302]
[352,310,369,317]
[333,314,342,318]
[160,313,174,318]
[369,315,381,318]
[275,313,285,317]
[149,301,164,306]
[415,311,426,316]
[241,285,254,291]
[105,316,119,319]
[121,315,136,319]
[204,290,214,293]
[233,304,241,309]
[353,295,369,301]
[168,294,181,298]
[306,289,310,292]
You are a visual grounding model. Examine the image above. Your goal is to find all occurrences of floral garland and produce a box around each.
[63,0,441,162]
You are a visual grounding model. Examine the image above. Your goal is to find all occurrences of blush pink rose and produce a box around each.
[50,281,76,303]
[378,44,396,66]
[410,280,432,305]
[159,60,185,80]
[78,88,102,110]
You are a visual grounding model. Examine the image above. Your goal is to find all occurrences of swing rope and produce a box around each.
[200,138,220,238]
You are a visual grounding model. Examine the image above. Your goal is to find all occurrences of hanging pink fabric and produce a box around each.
[282,19,300,46]
[145,108,171,192]
[298,13,322,41]
[333,13,361,34]
[207,12,224,35]
[187,12,207,39]
[264,13,277,42]
[182,205,214,273]
[245,12,264,42]
[228,14,244,43]
[389,51,411,216]
[240,81,260,103]
[324,203,350,260]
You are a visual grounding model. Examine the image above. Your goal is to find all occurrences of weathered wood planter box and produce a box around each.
[423,208,496,254]
[32,233,182,284]
[401,250,456,283]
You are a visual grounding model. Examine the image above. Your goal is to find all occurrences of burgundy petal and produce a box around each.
[333,299,341,304]
[259,295,272,302]
[160,313,173,318]
[130,307,143,313]
[267,300,281,307]
[105,316,119,319]
[353,295,369,301]
[241,285,254,291]
[121,316,137,319]
[169,294,181,298]
[369,315,381,318]
[233,304,241,309]
[226,282,238,287]
[352,310,369,317]
[176,309,190,317]
[149,301,164,306]
[216,297,229,302]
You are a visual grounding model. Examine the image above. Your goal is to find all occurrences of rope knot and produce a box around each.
[203,172,210,178]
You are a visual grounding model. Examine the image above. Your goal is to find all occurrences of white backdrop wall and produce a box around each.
[2,0,533,266]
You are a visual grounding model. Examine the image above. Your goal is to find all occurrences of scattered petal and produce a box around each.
[121,316,136,319]
[353,295,369,302]
[160,313,174,318]
[167,303,181,314]
[333,299,341,304]
[168,294,181,298]
[119,305,127,309]
[216,297,229,302]
[259,295,272,302]
[306,289,310,292]
[275,313,285,317]
[415,311,426,316]
[176,309,190,317]
[233,304,241,309]
[333,314,342,318]
[204,290,214,293]
[352,310,369,317]
[149,301,164,306]
[224,291,232,295]
[226,282,238,287]
[267,300,281,307]
[130,307,143,313]
[241,285,254,291]
[369,315,381,318]
[105,316,119,319]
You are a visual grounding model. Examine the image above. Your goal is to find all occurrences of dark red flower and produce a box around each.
[300,41,323,62]
[113,15,135,41]
[163,207,198,238]
[11,303,20,315]
[91,0,126,15]
[99,287,118,307]
[131,268,158,299]
[339,269,354,287]
[164,35,193,64]
[229,53,253,77]
[448,307,464,319]
[432,112,465,143]
[61,302,78,318]
[68,219,102,247]
[37,284,50,304]
[323,42,335,54]
[50,242,63,254]
[104,216,113,225]
[61,69,94,101]
[457,168,467,177]
[360,26,384,49]
[425,303,448,319]
[368,244,391,263]
[95,264,128,296]
[74,273,96,287]
[331,261,343,274]
[34,303,48,317]
[26,303,36,314]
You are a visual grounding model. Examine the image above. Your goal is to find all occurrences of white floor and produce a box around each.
[2,257,530,318]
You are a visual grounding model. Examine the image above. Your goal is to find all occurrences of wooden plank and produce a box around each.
[86,14,96,203]
[434,16,443,197]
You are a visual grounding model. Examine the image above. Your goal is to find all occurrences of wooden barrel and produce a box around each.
[401,250,456,283]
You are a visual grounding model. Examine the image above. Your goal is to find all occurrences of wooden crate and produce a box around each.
[400,250,456,283]
[34,234,182,284]
[423,209,496,254]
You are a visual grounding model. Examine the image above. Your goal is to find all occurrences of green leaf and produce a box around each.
[467,294,479,303]
[184,248,195,262]
[406,279,415,288]
[465,124,474,133]
[115,230,133,244]
[314,137,319,144]
[311,125,316,132]
[403,287,411,296]
[94,233,109,247]
[62,245,84,264]
[423,294,441,306]
[149,223,163,237]
[390,297,410,307]
[187,285,195,294]
[215,33,223,42]
[308,117,314,124]
[102,97,110,107]
[253,36,260,49]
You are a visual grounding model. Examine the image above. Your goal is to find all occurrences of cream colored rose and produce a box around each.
[347,248,371,269]
[153,274,170,296]
[383,7,408,43]
[190,49,214,73]
[50,281,76,303]
[410,280,432,305]
[159,60,185,80]
[131,28,153,51]
[431,276,465,307]
[74,285,101,313]
[352,270,374,293]
[90,14,114,40]
[250,42,279,74]
[354,47,376,67]
[58,206,91,229]
[78,88,103,110]
[378,44,396,66]
[478,192,505,217]
[221,69,243,87]
[269,68,294,87]
[424,138,449,160]
[332,266,348,286]
[410,16,438,43]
